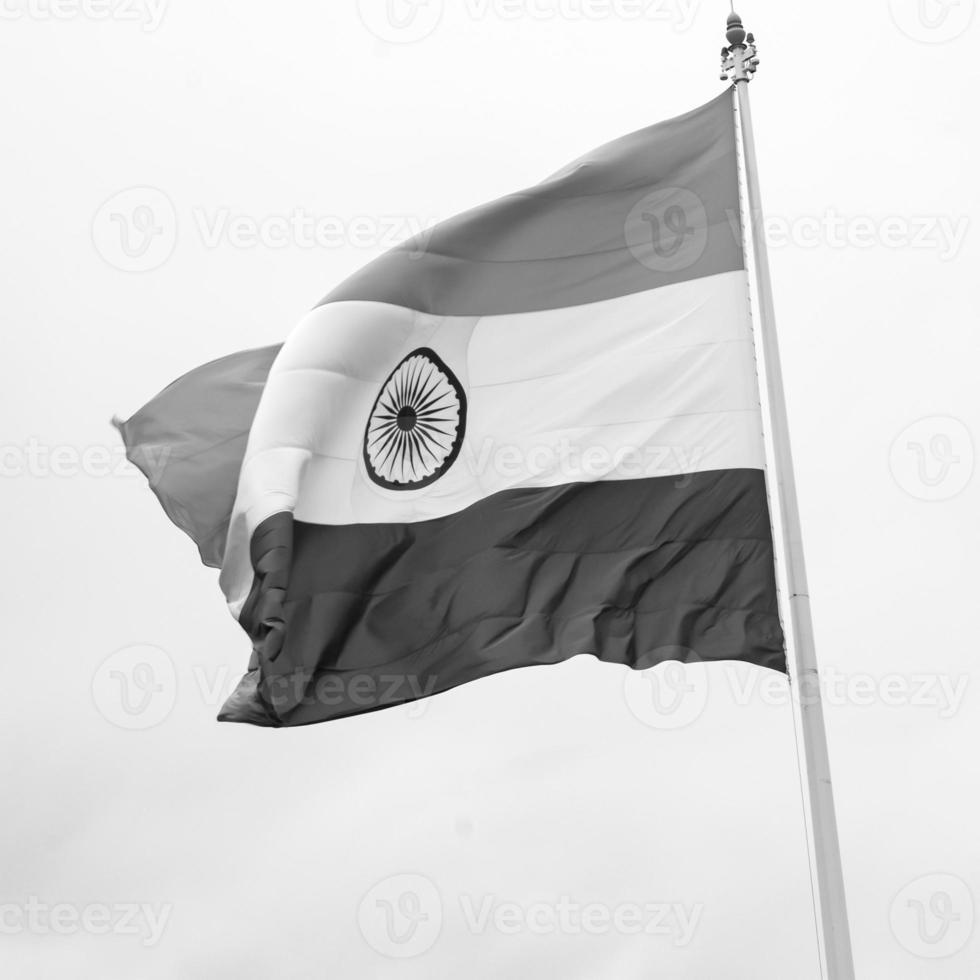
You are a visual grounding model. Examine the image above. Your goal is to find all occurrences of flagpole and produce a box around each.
[721,12,856,980]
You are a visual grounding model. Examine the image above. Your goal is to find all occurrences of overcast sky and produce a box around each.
[2,1,978,977]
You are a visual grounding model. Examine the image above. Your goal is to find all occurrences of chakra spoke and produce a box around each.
[412,424,444,459]
[412,430,438,465]
[407,359,429,408]
[375,429,404,470]
[405,426,419,477]
[416,422,453,438]
[414,369,439,408]
[368,421,399,449]
[414,389,454,416]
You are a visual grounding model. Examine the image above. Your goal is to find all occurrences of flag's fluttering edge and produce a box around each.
[118,91,785,727]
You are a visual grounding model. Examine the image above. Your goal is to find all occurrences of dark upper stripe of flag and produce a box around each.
[318,90,742,317]
[219,468,784,728]
[114,344,281,567]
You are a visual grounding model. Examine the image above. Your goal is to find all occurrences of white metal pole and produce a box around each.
[721,12,856,980]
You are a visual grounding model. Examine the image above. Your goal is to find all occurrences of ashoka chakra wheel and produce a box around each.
[363,348,466,490]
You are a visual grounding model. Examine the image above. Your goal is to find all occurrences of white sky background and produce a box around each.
[2,1,978,977]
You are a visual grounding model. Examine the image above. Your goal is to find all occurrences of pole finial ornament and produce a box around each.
[720,12,759,83]
[726,10,745,44]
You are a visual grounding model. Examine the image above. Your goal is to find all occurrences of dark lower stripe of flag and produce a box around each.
[218,468,785,728]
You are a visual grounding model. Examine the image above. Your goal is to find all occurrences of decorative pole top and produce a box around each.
[720,11,759,84]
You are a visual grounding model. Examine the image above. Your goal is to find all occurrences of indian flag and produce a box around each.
[117,90,785,728]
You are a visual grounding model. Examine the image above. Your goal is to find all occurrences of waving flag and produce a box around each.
[118,90,785,727]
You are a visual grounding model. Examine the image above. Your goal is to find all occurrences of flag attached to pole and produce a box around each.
[118,90,785,727]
